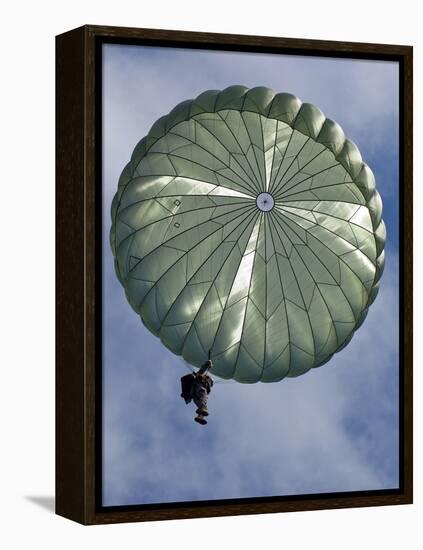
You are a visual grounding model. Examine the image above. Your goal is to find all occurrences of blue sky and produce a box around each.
[102,44,399,506]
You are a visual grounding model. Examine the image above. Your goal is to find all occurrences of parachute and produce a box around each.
[110,85,385,383]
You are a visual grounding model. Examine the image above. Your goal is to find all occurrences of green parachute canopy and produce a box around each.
[110,85,385,383]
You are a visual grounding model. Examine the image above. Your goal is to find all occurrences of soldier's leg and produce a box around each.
[193,386,207,425]
[193,385,208,415]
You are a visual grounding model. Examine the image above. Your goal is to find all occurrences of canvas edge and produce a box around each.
[55,24,413,526]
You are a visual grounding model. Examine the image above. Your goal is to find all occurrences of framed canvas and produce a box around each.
[56,25,413,525]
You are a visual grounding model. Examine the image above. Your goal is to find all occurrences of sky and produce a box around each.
[102,44,399,506]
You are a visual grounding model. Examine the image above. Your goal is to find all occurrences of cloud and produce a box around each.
[102,44,399,505]
[103,44,398,160]
[102,250,399,505]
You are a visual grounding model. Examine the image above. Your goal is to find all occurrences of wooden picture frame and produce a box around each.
[56,24,413,525]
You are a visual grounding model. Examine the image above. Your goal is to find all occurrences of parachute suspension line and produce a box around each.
[181,359,195,373]
[207,348,212,375]
[205,226,214,370]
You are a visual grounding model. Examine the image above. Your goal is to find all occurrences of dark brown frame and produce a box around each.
[56,24,413,525]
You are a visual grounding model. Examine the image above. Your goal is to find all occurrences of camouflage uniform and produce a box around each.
[180,360,213,425]
[192,373,213,414]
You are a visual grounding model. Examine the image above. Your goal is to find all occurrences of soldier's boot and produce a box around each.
[196,408,209,416]
[194,415,207,425]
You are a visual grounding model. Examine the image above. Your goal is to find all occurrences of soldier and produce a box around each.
[192,361,214,425]
[180,359,214,425]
